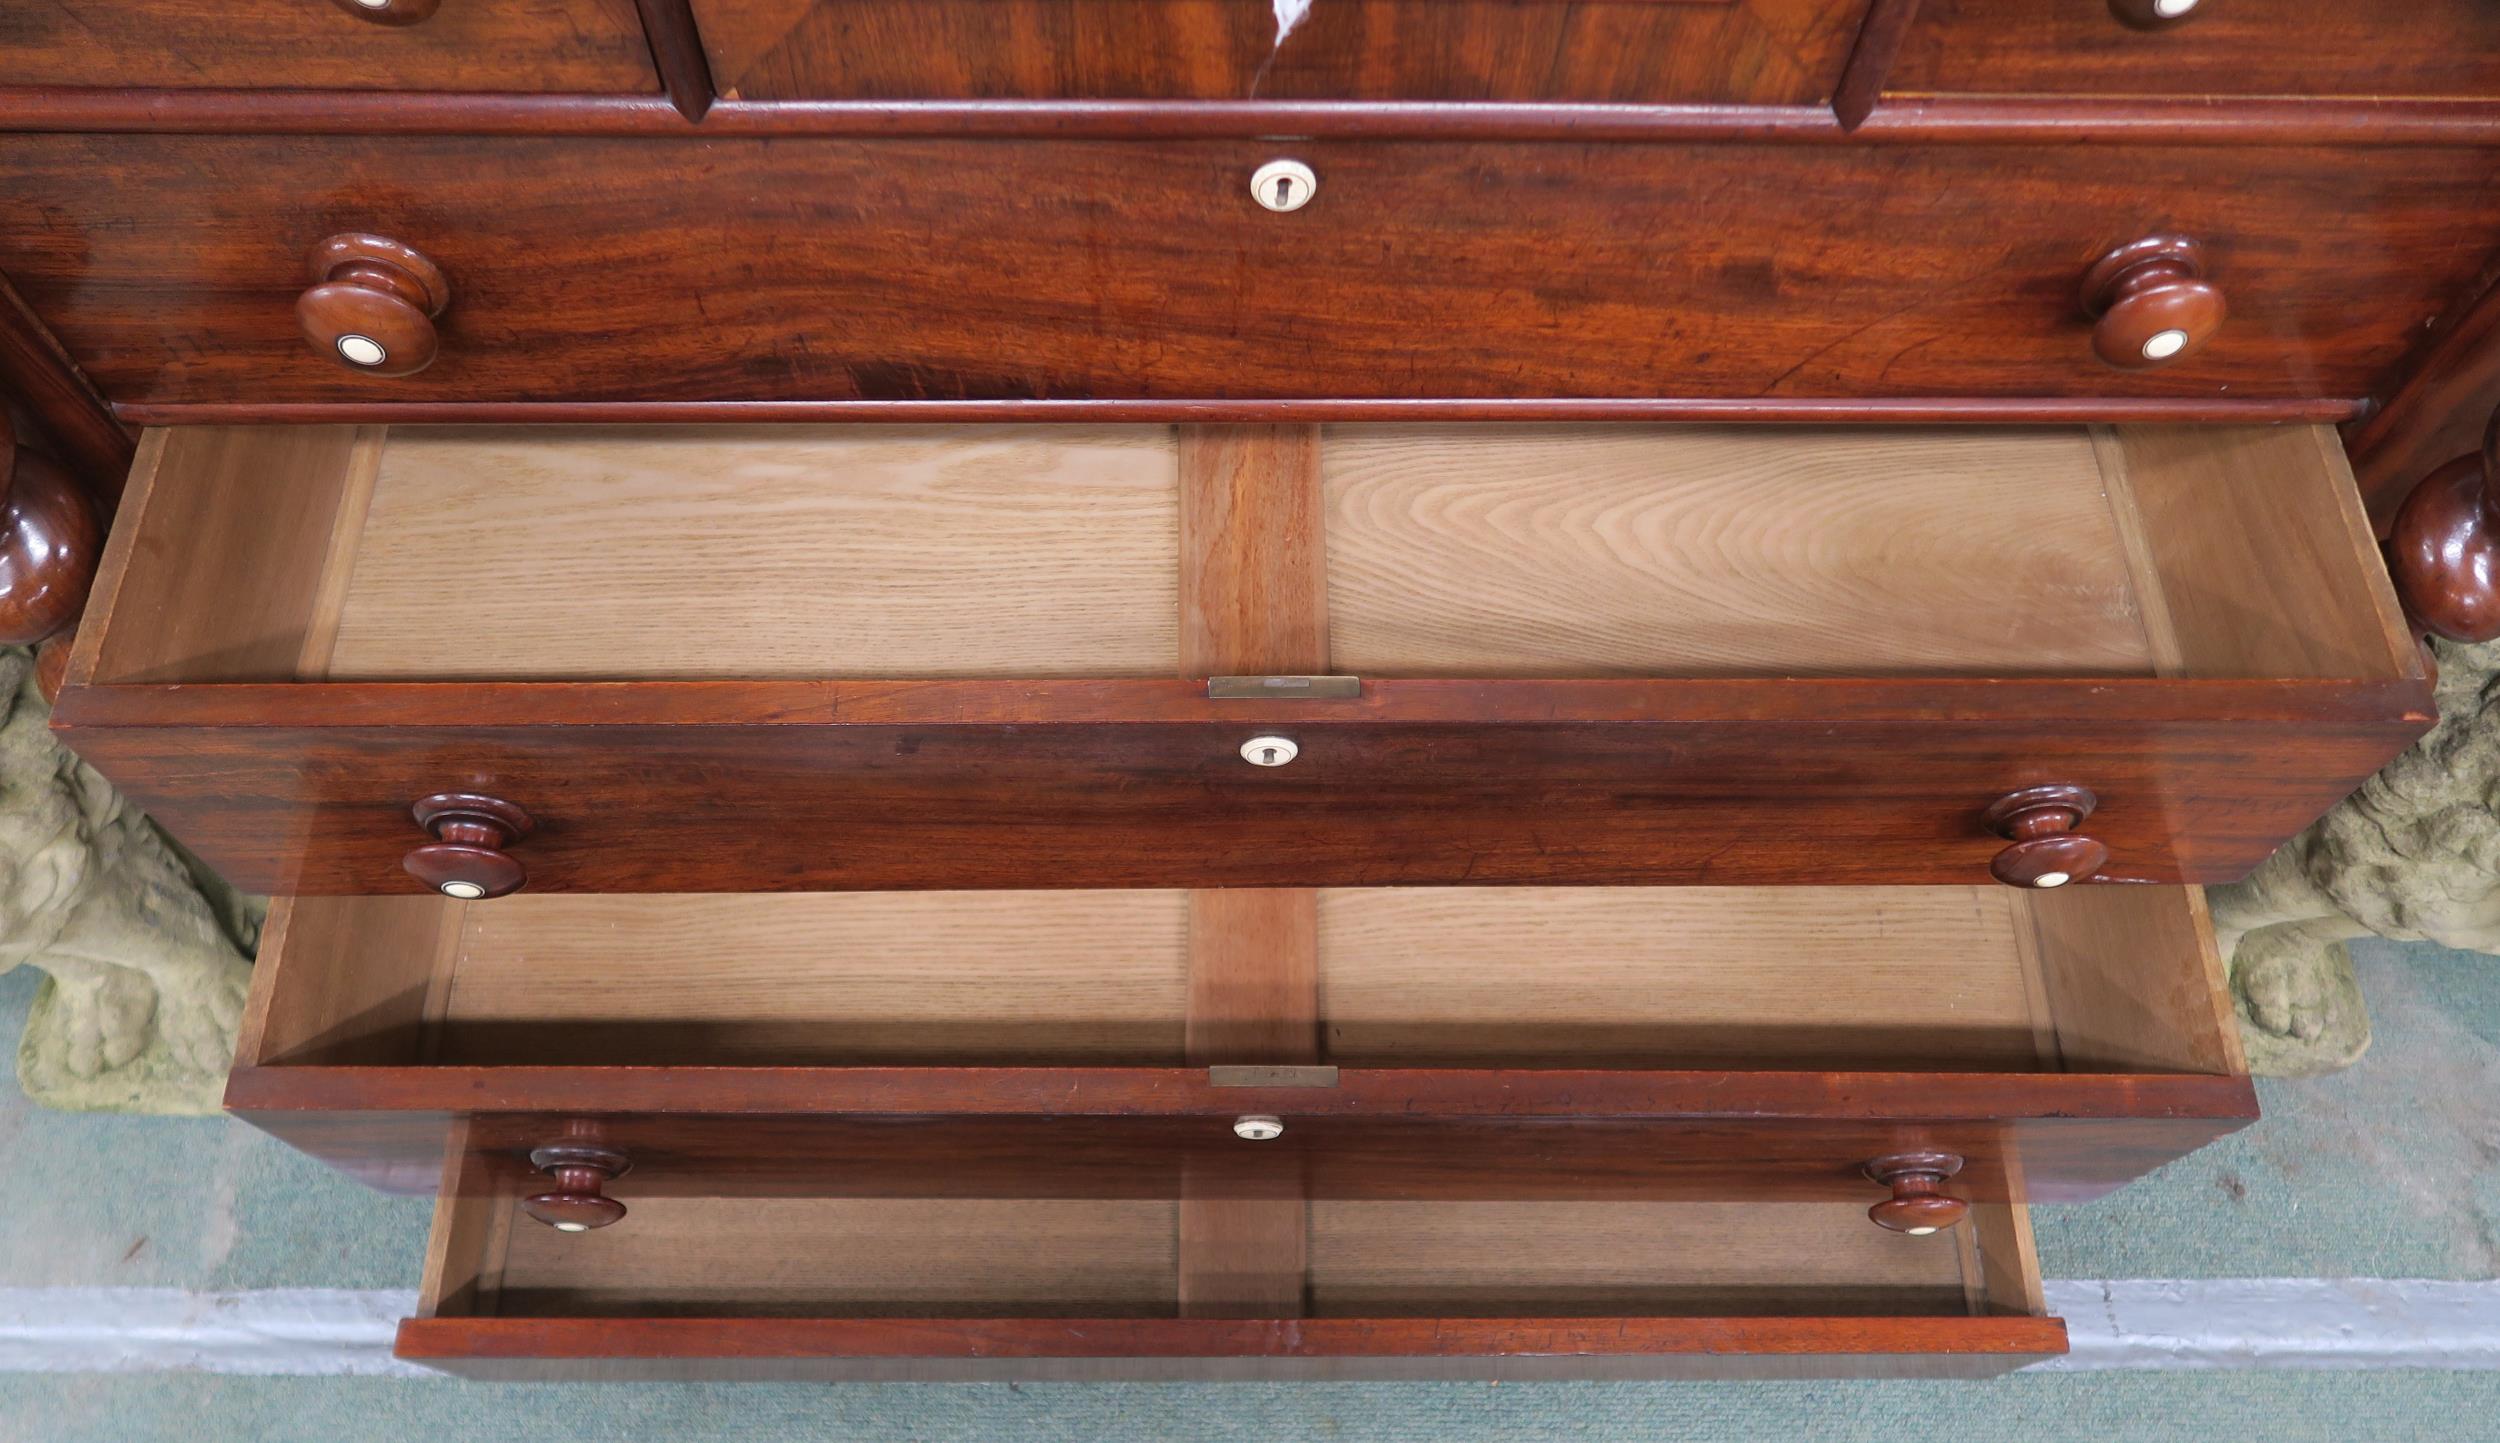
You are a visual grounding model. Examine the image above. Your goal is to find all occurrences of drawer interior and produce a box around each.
[240,883,2240,1077]
[430,1192,2027,1322]
[80,422,2414,688]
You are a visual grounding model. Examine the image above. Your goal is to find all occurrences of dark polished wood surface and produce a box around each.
[52,677,2428,895]
[228,1074,2255,1202]
[689,0,1865,104]
[0,0,660,94]
[396,1315,2068,1379]
[0,274,133,504]
[5,92,2500,147]
[1890,0,2500,102]
[2,136,2495,408]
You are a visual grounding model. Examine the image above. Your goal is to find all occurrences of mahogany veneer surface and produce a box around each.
[1,0,661,94]
[2,137,2497,407]
[1892,0,2500,103]
[689,0,1868,103]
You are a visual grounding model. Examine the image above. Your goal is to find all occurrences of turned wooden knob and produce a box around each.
[522,1142,630,1232]
[2081,235,2224,369]
[1984,784,2107,889]
[404,792,533,899]
[297,233,449,377]
[2109,0,2203,28]
[2387,407,2500,644]
[326,0,441,24]
[1865,1152,1968,1235]
[0,416,101,647]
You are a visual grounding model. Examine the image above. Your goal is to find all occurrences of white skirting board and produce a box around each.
[1,1281,2497,1377]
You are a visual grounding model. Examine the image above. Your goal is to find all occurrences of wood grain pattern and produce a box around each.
[632,0,718,119]
[1178,425,1327,676]
[6,137,2497,408]
[496,1197,1181,1318]
[689,0,1865,104]
[1305,1200,1966,1316]
[2091,425,2421,682]
[395,1314,2065,1380]
[1889,0,2500,102]
[2347,268,2500,528]
[1831,0,1921,129]
[0,271,132,504]
[238,1093,2254,1204]
[328,426,1179,679]
[230,896,459,1069]
[2015,886,2245,1077]
[0,0,659,93]
[439,892,1190,1065]
[1323,425,2150,676]
[1176,424,1323,1320]
[1317,887,2049,1070]
[53,677,2428,894]
[75,426,367,685]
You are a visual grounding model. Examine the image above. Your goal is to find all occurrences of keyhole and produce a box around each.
[1249,159,1317,214]
[1240,735,1299,767]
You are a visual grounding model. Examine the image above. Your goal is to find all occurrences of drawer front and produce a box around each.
[0,0,660,94]
[397,1135,2065,1380]
[7,136,2500,407]
[1890,0,2500,101]
[689,0,1866,103]
[58,695,2423,893]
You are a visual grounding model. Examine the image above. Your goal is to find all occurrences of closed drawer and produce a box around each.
[1888,0,2500,102]
[0,0,660,94]
[687,0,1866,103]
[58,421,2425,894]
[226,883,2254,1198]
[7,136,2500,407]
[229,880,2249,1376]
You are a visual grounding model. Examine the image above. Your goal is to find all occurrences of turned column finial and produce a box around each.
[2387,406,2500,644]
[0,410,104,664]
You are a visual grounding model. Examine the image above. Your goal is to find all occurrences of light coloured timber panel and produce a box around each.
[1321,425,2155,677]
[433,892,1192,1065]
[2091,424,2422,682]
[494,1198,1181,1318]
[1307,1202,1972,1317]
[325,425,1181,680]
[1316,887,2051,1070]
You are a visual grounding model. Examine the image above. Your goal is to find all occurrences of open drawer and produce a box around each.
[398,1140,2064,1380]
[226,880,2255,1203]
[56,421,2426,894]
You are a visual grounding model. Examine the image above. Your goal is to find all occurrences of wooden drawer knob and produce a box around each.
[297,233,449,377]
[327,0,440,24]
[1865,1151,1968,1235]
[404,792,534,899]
[1983,784,2107,889]
[2082,235,2224,369]
[0,416,101,648]
[2109,0,2202,27]
[2387,406,2500,644]
[522,1142,630,1232]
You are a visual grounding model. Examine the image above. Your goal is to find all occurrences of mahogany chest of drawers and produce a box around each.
[4,0,2500,1382]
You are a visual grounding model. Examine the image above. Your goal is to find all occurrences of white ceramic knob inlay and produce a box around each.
[336,333,388,367]
[1240,735,1299,768]
[1250,159,1318,213]
[2032,871,2072,889]
[1233,1115,1285,1141]
[439,879,488,900]
[2140,328,2190,361]
[2155,0,2198,16]
[552,1220,589,1233]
